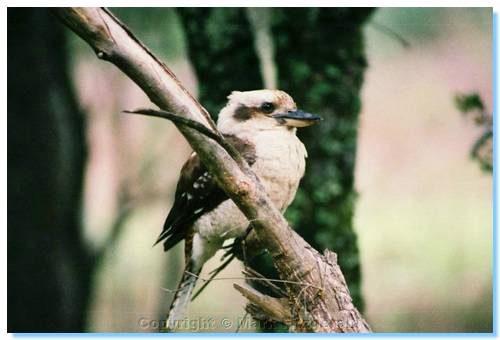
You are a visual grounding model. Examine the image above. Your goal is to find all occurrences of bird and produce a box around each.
[156,89,321,329]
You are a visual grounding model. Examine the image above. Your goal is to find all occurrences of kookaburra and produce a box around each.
[156,89,321,328]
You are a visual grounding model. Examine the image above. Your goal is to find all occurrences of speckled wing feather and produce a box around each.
[155,134,256,252]
[154,153,223,252]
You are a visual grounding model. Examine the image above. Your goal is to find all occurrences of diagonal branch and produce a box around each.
[55,7,371,333]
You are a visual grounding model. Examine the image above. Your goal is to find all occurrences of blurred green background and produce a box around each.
[8,7,492,332]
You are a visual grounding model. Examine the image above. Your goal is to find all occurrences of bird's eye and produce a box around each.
[260,102,275,113]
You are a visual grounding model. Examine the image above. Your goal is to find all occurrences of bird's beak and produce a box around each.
[271,110,322,127]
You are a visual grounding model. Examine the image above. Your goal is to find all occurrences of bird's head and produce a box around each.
[217,90,321,134]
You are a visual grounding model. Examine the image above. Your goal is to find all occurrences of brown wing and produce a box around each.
[155,152,225,251]
[156,134,256,252]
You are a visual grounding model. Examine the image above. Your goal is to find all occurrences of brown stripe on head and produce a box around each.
[233,104,254,121]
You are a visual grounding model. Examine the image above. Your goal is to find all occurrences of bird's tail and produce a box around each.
[166,266,200,331]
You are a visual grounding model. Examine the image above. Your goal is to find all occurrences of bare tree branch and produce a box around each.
[55,7,371,332]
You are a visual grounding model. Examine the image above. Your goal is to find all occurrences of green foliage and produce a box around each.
[455,93,485,113]
[454,92,492,173]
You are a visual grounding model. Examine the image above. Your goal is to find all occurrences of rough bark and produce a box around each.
[55,7,371,332]
[8,8,91,331]
[272,8,375,309]
[178,7,373,311]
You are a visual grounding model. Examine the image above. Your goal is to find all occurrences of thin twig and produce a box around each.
[102,7,217,130]
[243,267,286,297]
[185,270,323,291]
[369,21,411,49]
[193,223,260,300]
[191,253,236,301]
[123,109,246,167]
[160,286,184,294]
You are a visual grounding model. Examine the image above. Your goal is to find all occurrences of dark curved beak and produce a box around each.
[271,110,322,127]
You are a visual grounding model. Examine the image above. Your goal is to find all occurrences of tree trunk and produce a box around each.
[8,8,91,331]
[178,8,374,311]
[272,8,375,310]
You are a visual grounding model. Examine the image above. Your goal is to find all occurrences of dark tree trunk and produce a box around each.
[8,8,91,332]
[177,8,264,118]
[178,8,373,314]
[272,8,375,310]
